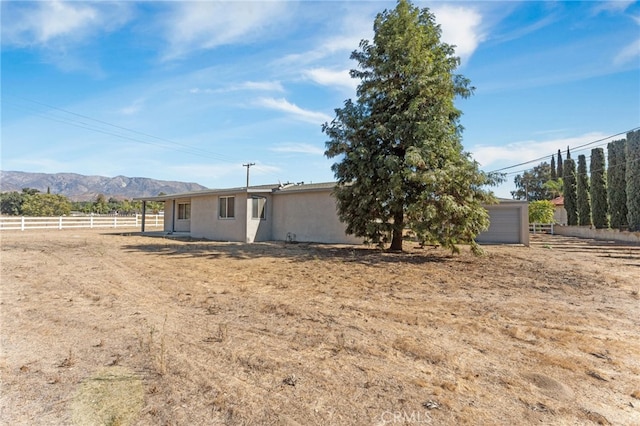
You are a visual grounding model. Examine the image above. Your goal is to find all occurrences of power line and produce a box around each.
[3,94,289,182]
[3,95,240,162]
[502,144,639,178]
[488,127,639,174]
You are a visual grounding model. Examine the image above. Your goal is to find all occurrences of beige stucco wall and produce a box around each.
[554,225,640,243]
[193,194,247,241]
[271,190,362,244]
[554,206,567,225]
[170,198,191,232]
[246,195,272,243]
[162,200,172,232]
[190,196,217,239]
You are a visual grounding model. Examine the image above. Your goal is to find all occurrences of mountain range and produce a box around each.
[0,171,208,201]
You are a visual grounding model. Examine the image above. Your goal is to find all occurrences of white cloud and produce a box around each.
[614,38,640,65]
[278,3,484,74]
[470,132,616,170]
[304,68,358,91]
[118,98,146,116]
[469,131,625,198]
[161,2,291,60]
[189,81,284,94]
[592,0,636,14]
[241,81,284,92]
[1,1,131,47]
[432,5,485,64]
[255,97,332,124]
[275,5,374,68]
[270,143,324,155]
[250,163,282,177]
[166,162,282,187]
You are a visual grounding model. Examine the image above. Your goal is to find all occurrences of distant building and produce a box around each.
[550,196,567,225]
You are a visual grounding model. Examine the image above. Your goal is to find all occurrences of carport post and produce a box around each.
[141,201,147,232]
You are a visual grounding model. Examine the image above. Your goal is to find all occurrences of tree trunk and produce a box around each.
[389,209,404,251]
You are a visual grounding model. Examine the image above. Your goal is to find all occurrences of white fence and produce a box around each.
[529,223,555,234]
[0,214,163,231]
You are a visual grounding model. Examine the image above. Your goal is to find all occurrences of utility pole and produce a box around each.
[243,163,255,189]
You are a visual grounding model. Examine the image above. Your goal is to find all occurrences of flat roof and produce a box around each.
[135,183,527,205]
[134,182,335,201]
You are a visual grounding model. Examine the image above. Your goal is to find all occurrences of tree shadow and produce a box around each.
[113,233,451,266]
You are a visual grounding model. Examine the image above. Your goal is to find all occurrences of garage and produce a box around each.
[476,200,529,245]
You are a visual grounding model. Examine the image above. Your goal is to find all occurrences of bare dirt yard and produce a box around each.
[1,229,639,425]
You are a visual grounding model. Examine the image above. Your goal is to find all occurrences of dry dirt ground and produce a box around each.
[1,229,639,425]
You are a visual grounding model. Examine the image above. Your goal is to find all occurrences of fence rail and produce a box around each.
[529,223,555,234]
[0,214,163,231]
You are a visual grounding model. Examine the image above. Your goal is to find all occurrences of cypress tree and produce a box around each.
[550,156,557,180]
[563,158,578,226]
[590,148,608,228]
[627,130,640,231]
[608,139,627,229]
[576,154,591,226]
[557,149,563,179]
[566,146,571,159]
[323,0,495,253]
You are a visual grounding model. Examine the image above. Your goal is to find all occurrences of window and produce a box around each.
[177,203,190,220]
[219,196,235,218]
[252,197,266,219]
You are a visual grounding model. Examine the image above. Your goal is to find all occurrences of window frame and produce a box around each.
[177,202,191,220]
[219,196,235,219]
[251,197,266,220]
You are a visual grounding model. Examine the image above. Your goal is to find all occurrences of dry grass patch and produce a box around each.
[1,230,639,425]
[71,367,144,426]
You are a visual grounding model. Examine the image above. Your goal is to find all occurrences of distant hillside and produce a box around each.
[0,171,208,201]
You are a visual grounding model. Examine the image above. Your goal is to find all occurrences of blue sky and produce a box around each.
[1,0,639,198]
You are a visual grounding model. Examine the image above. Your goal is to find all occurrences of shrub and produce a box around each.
[529,200,555,224]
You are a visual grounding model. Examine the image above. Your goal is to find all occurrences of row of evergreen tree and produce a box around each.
[514,129,639,231]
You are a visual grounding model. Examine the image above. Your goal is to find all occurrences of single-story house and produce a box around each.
[135,182,529,246]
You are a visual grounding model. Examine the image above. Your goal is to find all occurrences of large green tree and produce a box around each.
[627,130,640,231]
[0,191,25,215]
[511,162,552,201]
[576,154,591,226]
[323,0,496,253]
[93,193,110,214]
[563,158,578,226]
[21,193,71,216]
[543,178,563,198]
[607,139,627,229]
[589,148,608,229]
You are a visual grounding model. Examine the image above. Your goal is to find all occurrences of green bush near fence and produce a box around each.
[529,200,555,224]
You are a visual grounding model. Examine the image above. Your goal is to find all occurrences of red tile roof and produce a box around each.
[550,196,564,206]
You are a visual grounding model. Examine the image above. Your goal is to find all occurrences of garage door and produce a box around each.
[476,206,522,244]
